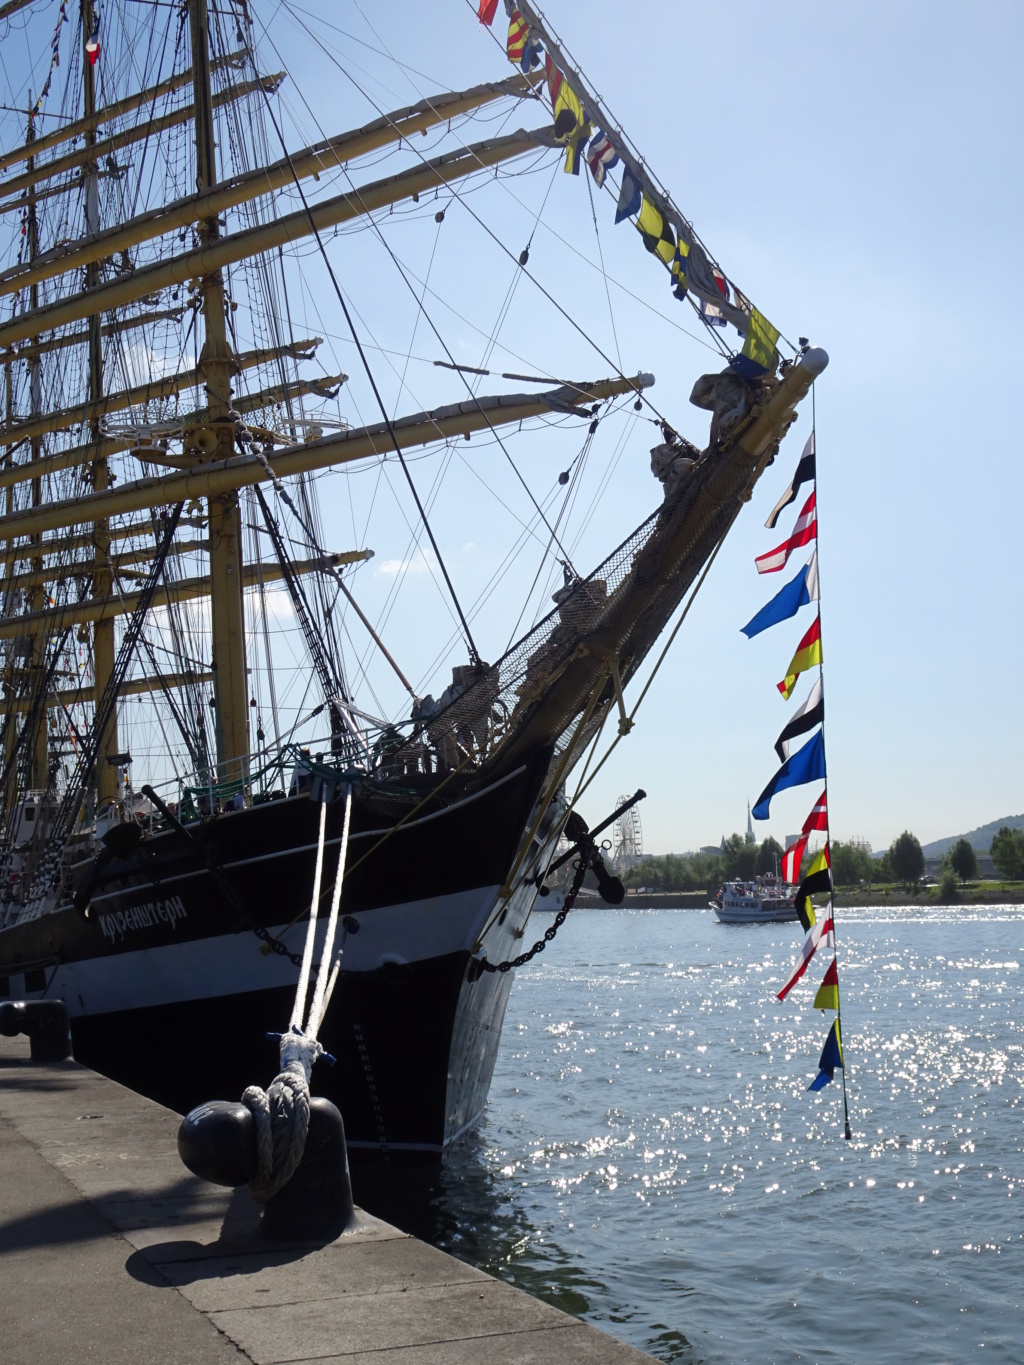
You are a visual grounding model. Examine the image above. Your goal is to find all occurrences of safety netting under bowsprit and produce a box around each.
[385,436,746,785]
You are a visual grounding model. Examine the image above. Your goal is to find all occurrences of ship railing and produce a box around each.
[110,712,490,837]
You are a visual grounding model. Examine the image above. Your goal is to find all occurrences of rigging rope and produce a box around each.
[249,70,482,667]
[241,780,354,1201]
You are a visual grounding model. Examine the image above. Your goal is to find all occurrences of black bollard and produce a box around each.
[0,999,72,1062]
[177,1093,354,1239]
[261,1097,353,1240]
[177,1101,259,1186]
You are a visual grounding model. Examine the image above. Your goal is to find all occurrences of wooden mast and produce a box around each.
[0,51,248,173]
[0,376,652,542]
[0,76,542,300]
[24,109,48,793]
[0,130,553,353]
[0,74,286,206]
[0,551,372,642]
[82,0,118,807]
[1,330,15,815]
[189,0,248,776]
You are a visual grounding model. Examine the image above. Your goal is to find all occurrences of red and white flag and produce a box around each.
[802,789,828,834]
[755,491,816,574]
[781,835,807,884]
[777,913,834,1001]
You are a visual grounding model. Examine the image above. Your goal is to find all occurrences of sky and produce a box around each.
[2,0,1022,854]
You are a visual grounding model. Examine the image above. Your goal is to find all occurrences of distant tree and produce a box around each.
[720,833,758,881]
[890,831,925,887]
[875,850,894,883]
[622,855,663,890]
[756,836,784,876]
[831,839,875,887]
[948,838,978,884]
[622,851,723,893]
[689,850,723,895]
[991,827,1024,882]
[938,865,959,903]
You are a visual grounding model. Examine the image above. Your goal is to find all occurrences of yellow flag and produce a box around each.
[740,306,780,373]
[636,194,675,266]
[545,57,590,172]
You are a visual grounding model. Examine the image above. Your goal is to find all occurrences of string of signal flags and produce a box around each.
[476,0,848,1131]
[474,0,782,378]
[741,425,852,1137]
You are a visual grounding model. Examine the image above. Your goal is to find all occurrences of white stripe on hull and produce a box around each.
[715,905,800,924]
[43,884,502,1018]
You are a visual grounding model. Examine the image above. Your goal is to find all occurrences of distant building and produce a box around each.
[746,801,755,845]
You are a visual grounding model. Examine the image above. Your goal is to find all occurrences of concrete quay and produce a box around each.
[0,1035,652,1364]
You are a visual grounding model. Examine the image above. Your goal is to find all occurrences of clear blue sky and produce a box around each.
[260,0,1022,855]
[255,0,1021,851]
[4,0,1020,853]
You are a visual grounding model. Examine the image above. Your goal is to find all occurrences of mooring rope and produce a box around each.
[241,782,354,1201]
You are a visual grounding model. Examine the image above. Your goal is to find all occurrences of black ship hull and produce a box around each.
[0,758,553,1160]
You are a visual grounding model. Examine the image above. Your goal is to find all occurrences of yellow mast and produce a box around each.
[1,340,15,814]
[0,76,541,301]
[0,51,248,173]
[0,551,371,642]
[0,129,552,353]
[0,671,215,716]
[24,111,48,792]
[189,0,248,775]
[0,376,650,542]
[0,73,286,206]
[0,668,212,715]
[81,0,118,806]
[0,338,327,450]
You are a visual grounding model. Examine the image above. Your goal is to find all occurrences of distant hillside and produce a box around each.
[921,814,1024,859]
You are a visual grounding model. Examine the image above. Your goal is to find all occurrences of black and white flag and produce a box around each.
[765,431,816,530]
[775,674,824,763]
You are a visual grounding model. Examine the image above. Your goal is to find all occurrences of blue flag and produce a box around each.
[740,550,818,639]
[752,729,825,821]
[808,1020,843,1091]
[614,167,642,224]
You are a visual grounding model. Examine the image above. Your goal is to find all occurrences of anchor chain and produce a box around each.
[477,856,588,974]
[478,806,626,974]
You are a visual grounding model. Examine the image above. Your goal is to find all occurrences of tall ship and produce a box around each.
[0,0,825,1158]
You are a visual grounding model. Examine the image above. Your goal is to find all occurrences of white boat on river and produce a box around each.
[711,878,799,925]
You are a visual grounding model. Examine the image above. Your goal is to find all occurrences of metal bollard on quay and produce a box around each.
[0,998,73,1062]
[177,1088,355,1239]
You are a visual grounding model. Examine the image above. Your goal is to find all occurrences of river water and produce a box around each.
[358,905,1023,1363]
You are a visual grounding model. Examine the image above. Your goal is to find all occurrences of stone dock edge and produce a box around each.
[0,1034,652,1364]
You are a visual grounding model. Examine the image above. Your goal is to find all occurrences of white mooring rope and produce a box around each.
[241,782,354,1201]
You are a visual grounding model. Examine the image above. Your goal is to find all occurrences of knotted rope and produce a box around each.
[242,1030,317,1202]
[241,783,354,1202]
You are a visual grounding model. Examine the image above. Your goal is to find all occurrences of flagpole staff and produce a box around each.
[809,381,853,1142]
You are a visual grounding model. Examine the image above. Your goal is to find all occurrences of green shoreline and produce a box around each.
[574,888,1024,910]
[831,886,1024,908]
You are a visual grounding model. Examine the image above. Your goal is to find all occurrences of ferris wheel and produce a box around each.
[612,793,644,869]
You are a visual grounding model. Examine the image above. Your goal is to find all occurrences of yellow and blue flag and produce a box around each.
[730,306,780,379]
[808,1020,843,1090]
